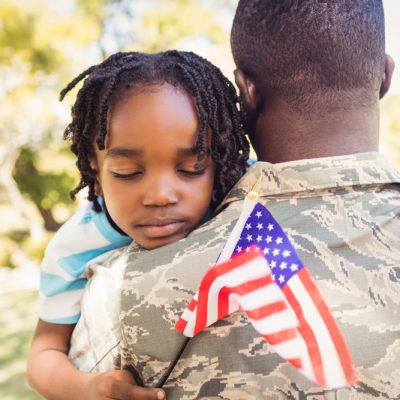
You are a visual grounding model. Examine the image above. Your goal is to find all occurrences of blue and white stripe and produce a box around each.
[39,202,132,324]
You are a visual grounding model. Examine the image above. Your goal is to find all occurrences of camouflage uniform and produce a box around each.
[70,152,400,399]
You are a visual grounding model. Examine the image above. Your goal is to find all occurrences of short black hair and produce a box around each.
[231,0,386,111]
[60,51,249,211]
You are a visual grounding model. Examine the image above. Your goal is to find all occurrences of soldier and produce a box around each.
[70,0,400,399]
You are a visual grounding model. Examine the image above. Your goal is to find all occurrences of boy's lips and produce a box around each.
[136,218,186,238]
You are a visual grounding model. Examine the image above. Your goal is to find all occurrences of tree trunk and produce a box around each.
[37,206,61,232]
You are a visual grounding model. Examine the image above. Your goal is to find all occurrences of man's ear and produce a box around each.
[234,68,262,112]
[379,54,395,99]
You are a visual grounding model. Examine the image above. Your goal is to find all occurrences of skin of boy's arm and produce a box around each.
[27,319,166,400]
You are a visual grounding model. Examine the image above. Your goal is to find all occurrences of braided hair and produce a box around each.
[61,50,249,212]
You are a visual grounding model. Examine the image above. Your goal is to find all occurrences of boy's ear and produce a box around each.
[379,54,395,99]
[234,68,262,112]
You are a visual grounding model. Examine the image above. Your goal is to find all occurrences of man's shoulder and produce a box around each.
[221,152,400,209]
[124,205,242,276]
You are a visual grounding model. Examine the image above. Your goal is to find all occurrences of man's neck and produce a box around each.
[253,101,380,164]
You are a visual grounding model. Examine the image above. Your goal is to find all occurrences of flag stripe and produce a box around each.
[175,318,188,333]
[261,327,298,345]
[233,275,275,295]
[272,337,307,360]
[217,286,232,321]
[217,276,271,321]
[183,310,196,337]
[187,298,197,312]
[203,252,269,332]
[205,262,266,326]
[246,301,289,321]
[203,247,263,282]
[238,284,287,312]
[287,358,302,370]
[195,250,264,335]
[297,268,358,386]
[250,308,300,335]
[283,272,324,386]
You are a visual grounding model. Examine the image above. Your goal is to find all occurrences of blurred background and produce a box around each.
[0,0,399,398]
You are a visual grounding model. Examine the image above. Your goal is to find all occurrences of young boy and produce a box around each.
[27,50,250,400]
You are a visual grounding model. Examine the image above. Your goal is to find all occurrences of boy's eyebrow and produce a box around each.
[105,147,210,158]
[177,147,210,156]
[105,148,142,159]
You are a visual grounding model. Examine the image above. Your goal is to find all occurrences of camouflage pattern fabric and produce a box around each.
[69,247,129,372]
[70,152,400,399]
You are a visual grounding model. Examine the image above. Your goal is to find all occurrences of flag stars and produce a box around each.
[236,246,242,253]
[275,237,283,245]
[282,250,291,258]
[265,236,272,243]
[245,246,251,252]
[256,223,263,230]
[255,211,263,218]
[267,223,274,231]
[245,223,252,230]
[272,248,280,257]
[270,260,277,268]
[290,263,299,271]
[278,275,285,284]
[263,247,270,255]
[280,262,287,270]
[246,234,253,241]
[256,235,262,242]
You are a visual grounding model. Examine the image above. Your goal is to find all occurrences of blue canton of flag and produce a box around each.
[234,202,302,288]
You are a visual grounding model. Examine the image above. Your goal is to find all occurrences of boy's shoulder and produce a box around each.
[45,201,130,254]
[53,202,99,237]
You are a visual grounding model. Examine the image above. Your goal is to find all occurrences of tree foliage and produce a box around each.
[380,95,400,167]
[0,0,102,241]
[135,0,228,52]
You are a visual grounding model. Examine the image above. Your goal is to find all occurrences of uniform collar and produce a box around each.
[218,152,400,210]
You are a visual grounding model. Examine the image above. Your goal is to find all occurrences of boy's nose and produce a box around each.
[142,176,179,207]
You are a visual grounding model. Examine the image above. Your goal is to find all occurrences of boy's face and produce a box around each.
[94,83,215,250]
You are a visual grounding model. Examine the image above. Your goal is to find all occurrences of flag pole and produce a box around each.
[217,174,263,263]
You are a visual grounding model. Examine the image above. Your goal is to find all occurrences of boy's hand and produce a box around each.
[88,370,165,400]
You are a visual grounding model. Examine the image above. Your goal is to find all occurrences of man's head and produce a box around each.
[232,0,389,111]
[231,0,395,162]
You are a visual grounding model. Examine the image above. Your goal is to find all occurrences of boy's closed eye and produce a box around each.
[109,165,209,180]
[110,170,143,180]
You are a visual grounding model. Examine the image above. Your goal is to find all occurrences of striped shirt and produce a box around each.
[39,202,132,324]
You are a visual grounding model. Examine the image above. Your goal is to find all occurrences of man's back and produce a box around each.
[111,154,400,399]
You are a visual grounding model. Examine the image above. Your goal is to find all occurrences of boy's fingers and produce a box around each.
[110,380,165,400]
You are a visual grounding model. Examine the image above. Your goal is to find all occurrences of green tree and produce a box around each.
[13,146,76,232]
[136,0,228,52]
[0,0,102,239]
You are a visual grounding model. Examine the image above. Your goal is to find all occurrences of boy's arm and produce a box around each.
[27,319,165,400]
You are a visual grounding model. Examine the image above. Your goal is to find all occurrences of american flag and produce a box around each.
[176,197,358,388]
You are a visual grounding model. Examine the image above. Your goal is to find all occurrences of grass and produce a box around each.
[0,288,41,399]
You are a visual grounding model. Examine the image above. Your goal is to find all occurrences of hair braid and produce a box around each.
[61,50,250,210]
